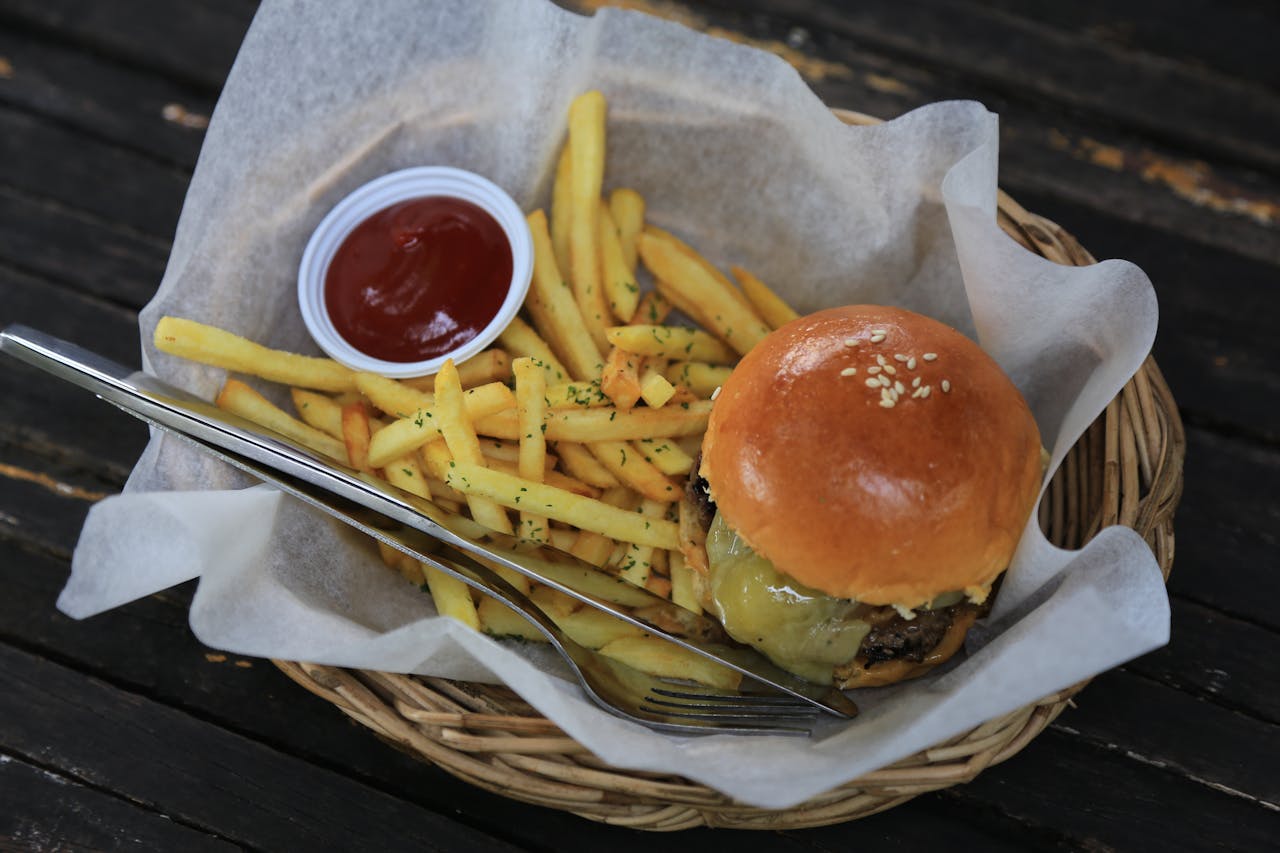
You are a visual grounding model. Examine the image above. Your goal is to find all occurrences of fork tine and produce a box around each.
[650,685,817,708]
[645,697,818,717]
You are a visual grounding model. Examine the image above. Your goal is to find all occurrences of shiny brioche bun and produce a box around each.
[700,305,1043,609]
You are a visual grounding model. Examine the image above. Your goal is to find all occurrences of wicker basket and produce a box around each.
[273,109,1186,831]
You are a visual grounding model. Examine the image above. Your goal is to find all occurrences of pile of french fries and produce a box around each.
[152,91,800,687]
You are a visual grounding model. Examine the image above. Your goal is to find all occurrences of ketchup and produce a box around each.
[324,196,512,363]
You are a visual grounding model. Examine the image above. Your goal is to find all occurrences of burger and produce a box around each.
[690,305,1043,687]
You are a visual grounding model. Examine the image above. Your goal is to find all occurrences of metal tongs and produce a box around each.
[1,325,857,734]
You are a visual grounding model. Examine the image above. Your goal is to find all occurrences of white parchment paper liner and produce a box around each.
[60,0,1168,808]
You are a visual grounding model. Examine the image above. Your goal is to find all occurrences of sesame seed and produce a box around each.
[867,365,882,374]
[907,357,917,370]
[878,375,891,388]
[711,386,722,401]
[880,388,893,402]
[865,378,881,388]
[876,355,888,366]
[870,333,886,343]
[923,353,938,361]
[840,367,857,377]
[844,338,858,347]
[912,387,925,399]
[920,385,932,398]
[883,364,897,376]
[912,377,921,388]
[871,329,886,336]
[894,381,906,395]
[879,398,896,409]
[893,353,908,362]
[941,379,951,393]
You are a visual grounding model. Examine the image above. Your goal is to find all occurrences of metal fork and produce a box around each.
[0,325,856,731]
[266,462,820,735]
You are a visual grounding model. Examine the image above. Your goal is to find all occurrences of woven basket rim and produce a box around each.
[272,108,1186,831]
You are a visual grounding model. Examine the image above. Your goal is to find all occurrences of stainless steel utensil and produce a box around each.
[0,324,858,728]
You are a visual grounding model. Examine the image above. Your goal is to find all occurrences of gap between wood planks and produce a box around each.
[0,748,251,852]
[1049,722,1280,813]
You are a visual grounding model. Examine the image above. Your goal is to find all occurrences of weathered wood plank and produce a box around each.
[0,186,170,310]
[0,104,188,240]
[967,0,1280,92]
[1130,598,1280,725]
[0,0,254,94]
[0,27,211,168]
[1060,667,1280,806]
[0,537,1066,852]
[0,641,528,853]
[0,268,150,477]
[948,727,1278,852]
[707,0,1280,173]
[1166,427,1280,633]
[0,753,240,852]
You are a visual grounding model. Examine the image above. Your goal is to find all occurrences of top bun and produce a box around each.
[700,305,1043,608]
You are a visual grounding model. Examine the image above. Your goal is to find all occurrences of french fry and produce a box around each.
[402,349,511,391]
[600,346,643,410]
[473,400,712,443]
[479,438,558,470]
[600,202,639,323]
[644,573,672,599]
[635,437,695,476]
[341,400,372,471]
[385,453,431,500]
[291,388,344,438]
[550,141,574,277]
[598,636,741,690]
[526,209,604,381]
[154,316,356,391]
[554,441,621,488]
[643,225,756,314]
[547,528,578,553]
[483,458,601,498]
[421,563,481,631]
[521,545,657,607]
[435,360,514,536]
[732,265,800,330]
[556,605,646,648]
[571,486,639,567]
[498,316,571,384]
[609,188,645,273]
[669,550,703,615]
[662,362,733,399]
[216,379,348,463]
[637,366,676,408]
[545,379,611,409]
[587,441,679,502]
[630,288,673,326]
[606,325,737,365]
[478,596,548,643]
[513,356,549,544]
[678,497,710,576]
[616,499,669,587]
[529,584,578,619]
[567,91,612,352]
[637,233,771,355]
[366,381,515,469]
[652,279,716,332]
[444,462,679,549]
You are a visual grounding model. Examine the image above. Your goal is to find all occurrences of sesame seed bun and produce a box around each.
[700,305,1043,609]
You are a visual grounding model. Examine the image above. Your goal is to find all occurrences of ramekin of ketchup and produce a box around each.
[298,167,533,377]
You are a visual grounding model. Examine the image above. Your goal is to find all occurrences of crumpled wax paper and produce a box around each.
[60,0,1167,808]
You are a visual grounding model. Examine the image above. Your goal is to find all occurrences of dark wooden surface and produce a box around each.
[1,1,1276,850]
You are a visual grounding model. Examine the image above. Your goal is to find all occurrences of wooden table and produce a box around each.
[1,1,1275,849]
